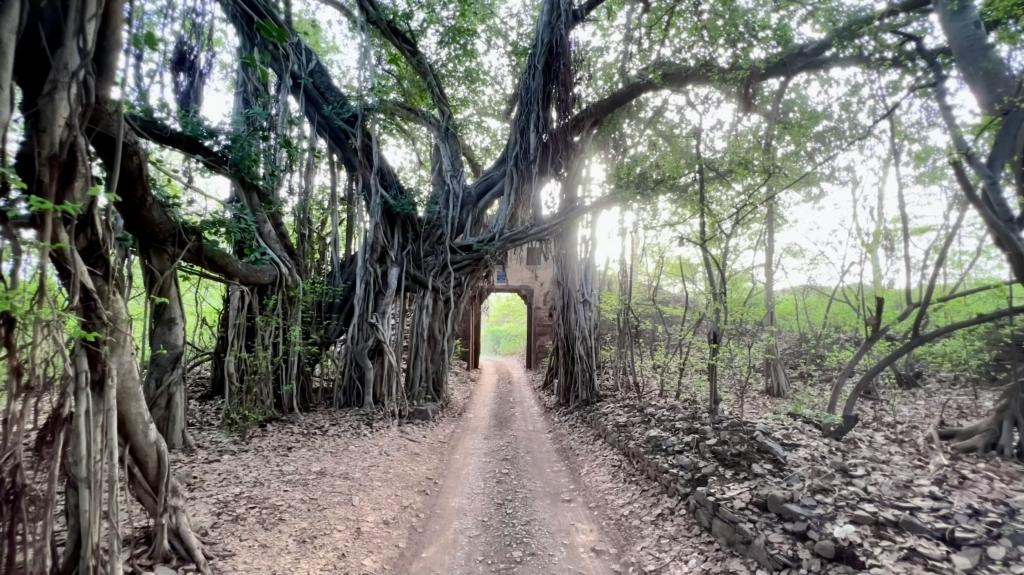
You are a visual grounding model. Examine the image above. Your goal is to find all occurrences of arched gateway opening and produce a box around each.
[458,246,554,371]
[481,292,530,357]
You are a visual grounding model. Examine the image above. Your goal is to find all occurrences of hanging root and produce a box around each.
[125,458,211,571]
[939,384,1024,460]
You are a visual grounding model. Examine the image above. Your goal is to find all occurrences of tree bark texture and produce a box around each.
[546,160,600,407]
[762,78,791,398]
[141,245,190,450]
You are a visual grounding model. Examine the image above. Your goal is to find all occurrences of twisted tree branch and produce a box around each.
[88,103,279,285]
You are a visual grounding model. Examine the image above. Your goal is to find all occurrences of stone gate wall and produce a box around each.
[458,244,554,370]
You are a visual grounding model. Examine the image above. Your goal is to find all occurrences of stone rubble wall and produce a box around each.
[576,397,1021,575]
[583,406,809,572]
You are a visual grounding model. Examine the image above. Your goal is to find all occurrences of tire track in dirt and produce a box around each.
[397,358,616,575]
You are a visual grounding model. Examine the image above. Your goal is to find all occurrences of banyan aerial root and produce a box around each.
[940,382,1024,460]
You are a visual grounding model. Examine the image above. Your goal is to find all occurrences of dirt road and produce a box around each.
[396,358,618,575]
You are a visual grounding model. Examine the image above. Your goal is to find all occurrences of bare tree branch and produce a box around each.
[571,0,610,25]
[565,0,934,136]
[89,103,279,285]
[354,0,452,120]
[376,100,484,178]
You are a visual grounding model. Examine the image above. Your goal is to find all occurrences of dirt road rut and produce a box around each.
[397,358,617,575]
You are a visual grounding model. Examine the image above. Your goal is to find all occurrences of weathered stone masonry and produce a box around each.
[458,245,554,370]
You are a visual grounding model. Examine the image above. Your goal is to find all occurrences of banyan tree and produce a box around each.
[0,0,1021,571]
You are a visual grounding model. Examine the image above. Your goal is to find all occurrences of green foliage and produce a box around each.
[387,193,419,217]
[9,0,1017,425]
[0,167,26,191]
[87,184,121,202]
[770,280,1019,374]
[480,293,527,357]
[982,0,1024,44]
[196,203,273,264]
[70,328,102,342]
[255,19,289,44]
[27,196,83,216]
[121,258,224,368]
[132,29,160,51]
[451,339,465,364]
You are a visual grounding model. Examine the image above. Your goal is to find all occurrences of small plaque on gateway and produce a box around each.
[496,268,508,284]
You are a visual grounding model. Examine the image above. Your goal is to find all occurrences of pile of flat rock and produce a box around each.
[582,397,1024,574]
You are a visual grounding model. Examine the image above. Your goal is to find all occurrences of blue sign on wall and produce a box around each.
[496,269,507,284]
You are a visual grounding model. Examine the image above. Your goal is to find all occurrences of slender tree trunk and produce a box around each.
[836,305,1024,441]
[761,77,791,398]
[826,297,888,415]
[674,314,704,401]
[344,170,355,260]
[814,262,852,351]
[888,113,923,386]
[696,129,721,419]
[888,115,914,308]
[141,245,191,450]
[668,259,691,399]
[763,196,790,398]
[614,211,636,395]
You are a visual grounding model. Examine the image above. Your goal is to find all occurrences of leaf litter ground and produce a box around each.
[163,364,1023,575]
[546,371,1024,575]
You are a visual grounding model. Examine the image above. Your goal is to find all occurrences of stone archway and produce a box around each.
[457,246,554,371]
[460,287,536,370]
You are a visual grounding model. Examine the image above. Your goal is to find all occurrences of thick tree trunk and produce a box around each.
[337,214,403,409]
[35,120,210,575]
[405,289,462,406]
[9,0,209,567]
[547,162,599,406]
[41,146,209,570]
[207,27,309,418]
[17,107,209,575]
[930,0,1024,279]
[141,245,191,450]
[928,0,1024,460]
[90,274,209,569]
[0,0,18,144]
